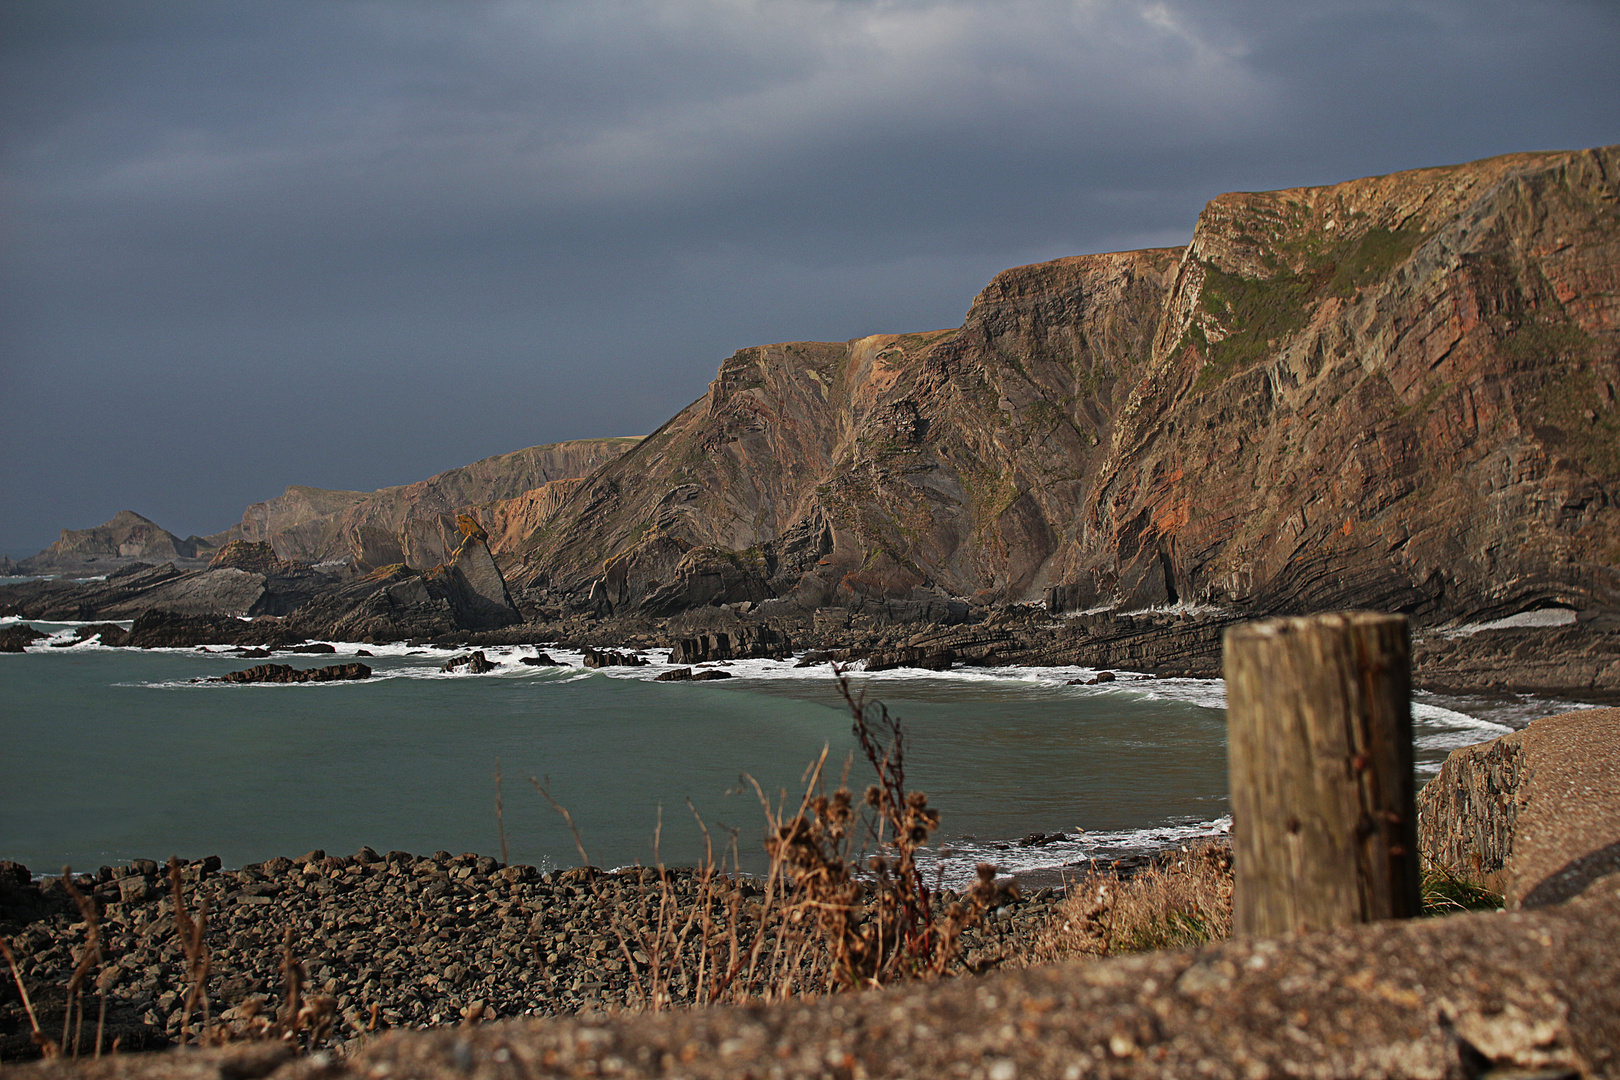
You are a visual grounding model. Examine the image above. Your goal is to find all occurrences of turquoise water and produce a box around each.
[0,621,1570,884]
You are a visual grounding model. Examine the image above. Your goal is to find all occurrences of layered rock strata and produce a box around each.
[508,145,1620,627]
[8,147,1620,664]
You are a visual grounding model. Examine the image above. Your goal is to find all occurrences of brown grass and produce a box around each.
[1024,844,1234,963]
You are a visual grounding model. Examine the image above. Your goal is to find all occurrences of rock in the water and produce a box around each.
[0,624,46,652]
[668,625,792,664]
[70,622,129,647]
[691,669,733,680]
[581,648,646,668]
[519,652,562,666]
[1065,670,1116,685]
[441,651,495,674]
[208,662,371,684]
[864,646,956,672]
[656,667,693,681]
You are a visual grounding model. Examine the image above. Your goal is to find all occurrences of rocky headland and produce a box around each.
[6,512,223,578]
[5,145,1619,694]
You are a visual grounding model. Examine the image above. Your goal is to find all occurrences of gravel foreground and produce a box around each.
[0,848,1066,1061]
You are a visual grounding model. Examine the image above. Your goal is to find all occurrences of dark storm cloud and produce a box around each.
[2,0,1617,555]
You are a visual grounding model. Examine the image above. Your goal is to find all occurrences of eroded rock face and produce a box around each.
[511,145,1620,622]
[223,438,641,568]
[515,249,1180,610]
[1084,145,1620,621]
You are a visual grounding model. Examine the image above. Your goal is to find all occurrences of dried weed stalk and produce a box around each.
[529,776,817,1012]
[166,856,211,1043]
[760,671,998,989]
[2,934,52,1058]
[526,669,998,1010]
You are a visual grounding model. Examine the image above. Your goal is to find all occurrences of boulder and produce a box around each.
[668,625,792,664]
[71,622,129,647]
[441,651,496,674]
[582,648,647,668]
[0,624,46,652]
[207,662,371,684]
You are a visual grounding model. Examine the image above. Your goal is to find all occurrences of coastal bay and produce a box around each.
[0,621,1589,883]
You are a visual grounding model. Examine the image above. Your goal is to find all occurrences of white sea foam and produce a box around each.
[1,617,135,632]
[18,631,1565,785]
[1410,701,1514,773]
[924,815,1234,889]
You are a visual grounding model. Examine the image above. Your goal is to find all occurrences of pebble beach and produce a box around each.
[0,849,1068,1060]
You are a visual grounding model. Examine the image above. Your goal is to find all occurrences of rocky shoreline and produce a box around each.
[0,849,1070,1062]
[3,566,1620,693]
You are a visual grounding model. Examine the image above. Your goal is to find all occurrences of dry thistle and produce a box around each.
[757,670,998,989]
[277,926,305,1039]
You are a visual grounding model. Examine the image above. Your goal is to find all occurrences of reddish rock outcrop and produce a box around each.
[511,145,1620,624]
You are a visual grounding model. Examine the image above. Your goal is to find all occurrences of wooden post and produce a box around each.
[1224,612,1421,936]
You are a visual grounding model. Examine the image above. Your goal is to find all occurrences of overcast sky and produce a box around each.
[3,1,1617,556]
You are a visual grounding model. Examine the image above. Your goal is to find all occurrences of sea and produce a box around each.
[1,610,1602,889]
